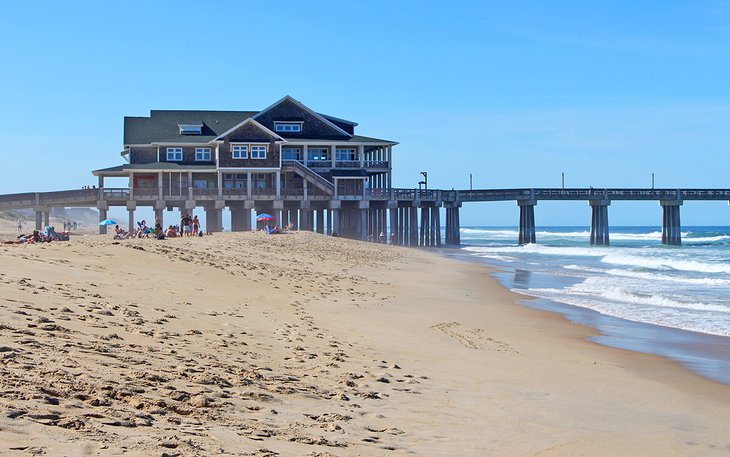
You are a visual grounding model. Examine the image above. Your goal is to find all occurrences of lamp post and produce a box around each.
[652,172,655,189]
[561,172,565,190]
[469,173,473,190]
[420,171,428,191]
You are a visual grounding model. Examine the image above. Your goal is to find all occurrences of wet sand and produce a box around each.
[1,232,729,456]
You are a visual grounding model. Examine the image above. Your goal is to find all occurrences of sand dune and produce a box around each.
[0,232,728,456]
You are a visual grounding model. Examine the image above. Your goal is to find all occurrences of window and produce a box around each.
[282,147,302,160]
[195,147,211,161]
[336,148,356,161]
[250,145,267,159]
[232,144,248,159]
[179,123,203,135]
[308,147,329,161]
[167,147,183,161]
[274,122,302,132]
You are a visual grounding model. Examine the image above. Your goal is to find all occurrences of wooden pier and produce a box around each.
[1,187,729,247]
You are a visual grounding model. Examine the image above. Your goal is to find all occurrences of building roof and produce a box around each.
[124,110,257,145]
[123,98,395,146]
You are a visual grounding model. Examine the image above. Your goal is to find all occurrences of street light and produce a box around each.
[469,173,473,190]
[561,172,565,189]
[420,171,428,191]
[652,172,655,189]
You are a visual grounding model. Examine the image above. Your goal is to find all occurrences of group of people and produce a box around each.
[265,222,295,235]
[113,214,204,240]
[5,226,68,244]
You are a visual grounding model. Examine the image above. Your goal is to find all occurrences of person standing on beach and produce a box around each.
[17,219,22,232]
[181,214,192,237]
[192,215,200,236]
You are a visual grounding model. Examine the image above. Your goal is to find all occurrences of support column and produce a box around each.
[518,200,537,245]
[660,200,683,245]
[427,206,438,246]
[316,209,325,234]
[98,208,108,234]
[332,209,340,235]
[389,205,398,244]
[300,202,311,232]
[205,202,224,233]
[435,205,441,246]
[124,201,136,233]
[445,207,453,245]
[589,200,610,246]
[409,206,418,246]
[43,212,50,228]
[35,210,43,231]
[230,204,247,232]
[96,201,109,234]
[155,208,164,229]
[419,206,427,246]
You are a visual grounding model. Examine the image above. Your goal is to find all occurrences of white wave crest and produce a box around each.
[601,253,730,274]
[562,264,730,285]
[524,280,730,336]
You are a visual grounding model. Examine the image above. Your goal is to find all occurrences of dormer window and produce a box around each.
[274,122,302,133]
[179,122,203,135]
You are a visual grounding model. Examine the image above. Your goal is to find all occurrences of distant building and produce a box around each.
[93,96,398,238]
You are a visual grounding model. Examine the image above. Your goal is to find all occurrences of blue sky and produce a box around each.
[1,1,729,226]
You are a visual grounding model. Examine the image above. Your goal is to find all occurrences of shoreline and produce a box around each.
[1,233,729,456]
[437,245,730,386]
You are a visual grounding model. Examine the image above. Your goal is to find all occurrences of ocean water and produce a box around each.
[456,226,730,384]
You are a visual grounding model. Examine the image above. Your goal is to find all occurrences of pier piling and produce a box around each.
[518,200,536,245]
[589,200,610,246]
[661,200,682,245]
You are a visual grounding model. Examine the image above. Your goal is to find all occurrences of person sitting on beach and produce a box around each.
[137,220,150,238]
[165,225,178,238]
[113,225,130,239]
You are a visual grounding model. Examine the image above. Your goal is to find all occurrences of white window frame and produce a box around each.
[274,122,302,133]
[166,147,183,161]
[195,147,211,161]
[250,145,267,159]
[232,144,248,159]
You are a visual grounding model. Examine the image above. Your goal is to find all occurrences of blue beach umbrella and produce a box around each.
[256,213,274,221]
[98,219,118,226]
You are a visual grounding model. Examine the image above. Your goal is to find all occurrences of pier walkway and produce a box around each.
[1,187,729,246]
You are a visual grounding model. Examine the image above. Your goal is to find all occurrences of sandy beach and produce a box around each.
[1,232,729,456]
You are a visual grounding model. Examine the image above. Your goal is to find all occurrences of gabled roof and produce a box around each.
[252,95,353,138]
[212,117,284,142]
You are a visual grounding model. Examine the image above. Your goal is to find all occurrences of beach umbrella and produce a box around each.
[256,213,274,221]
[98,219,118,226]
